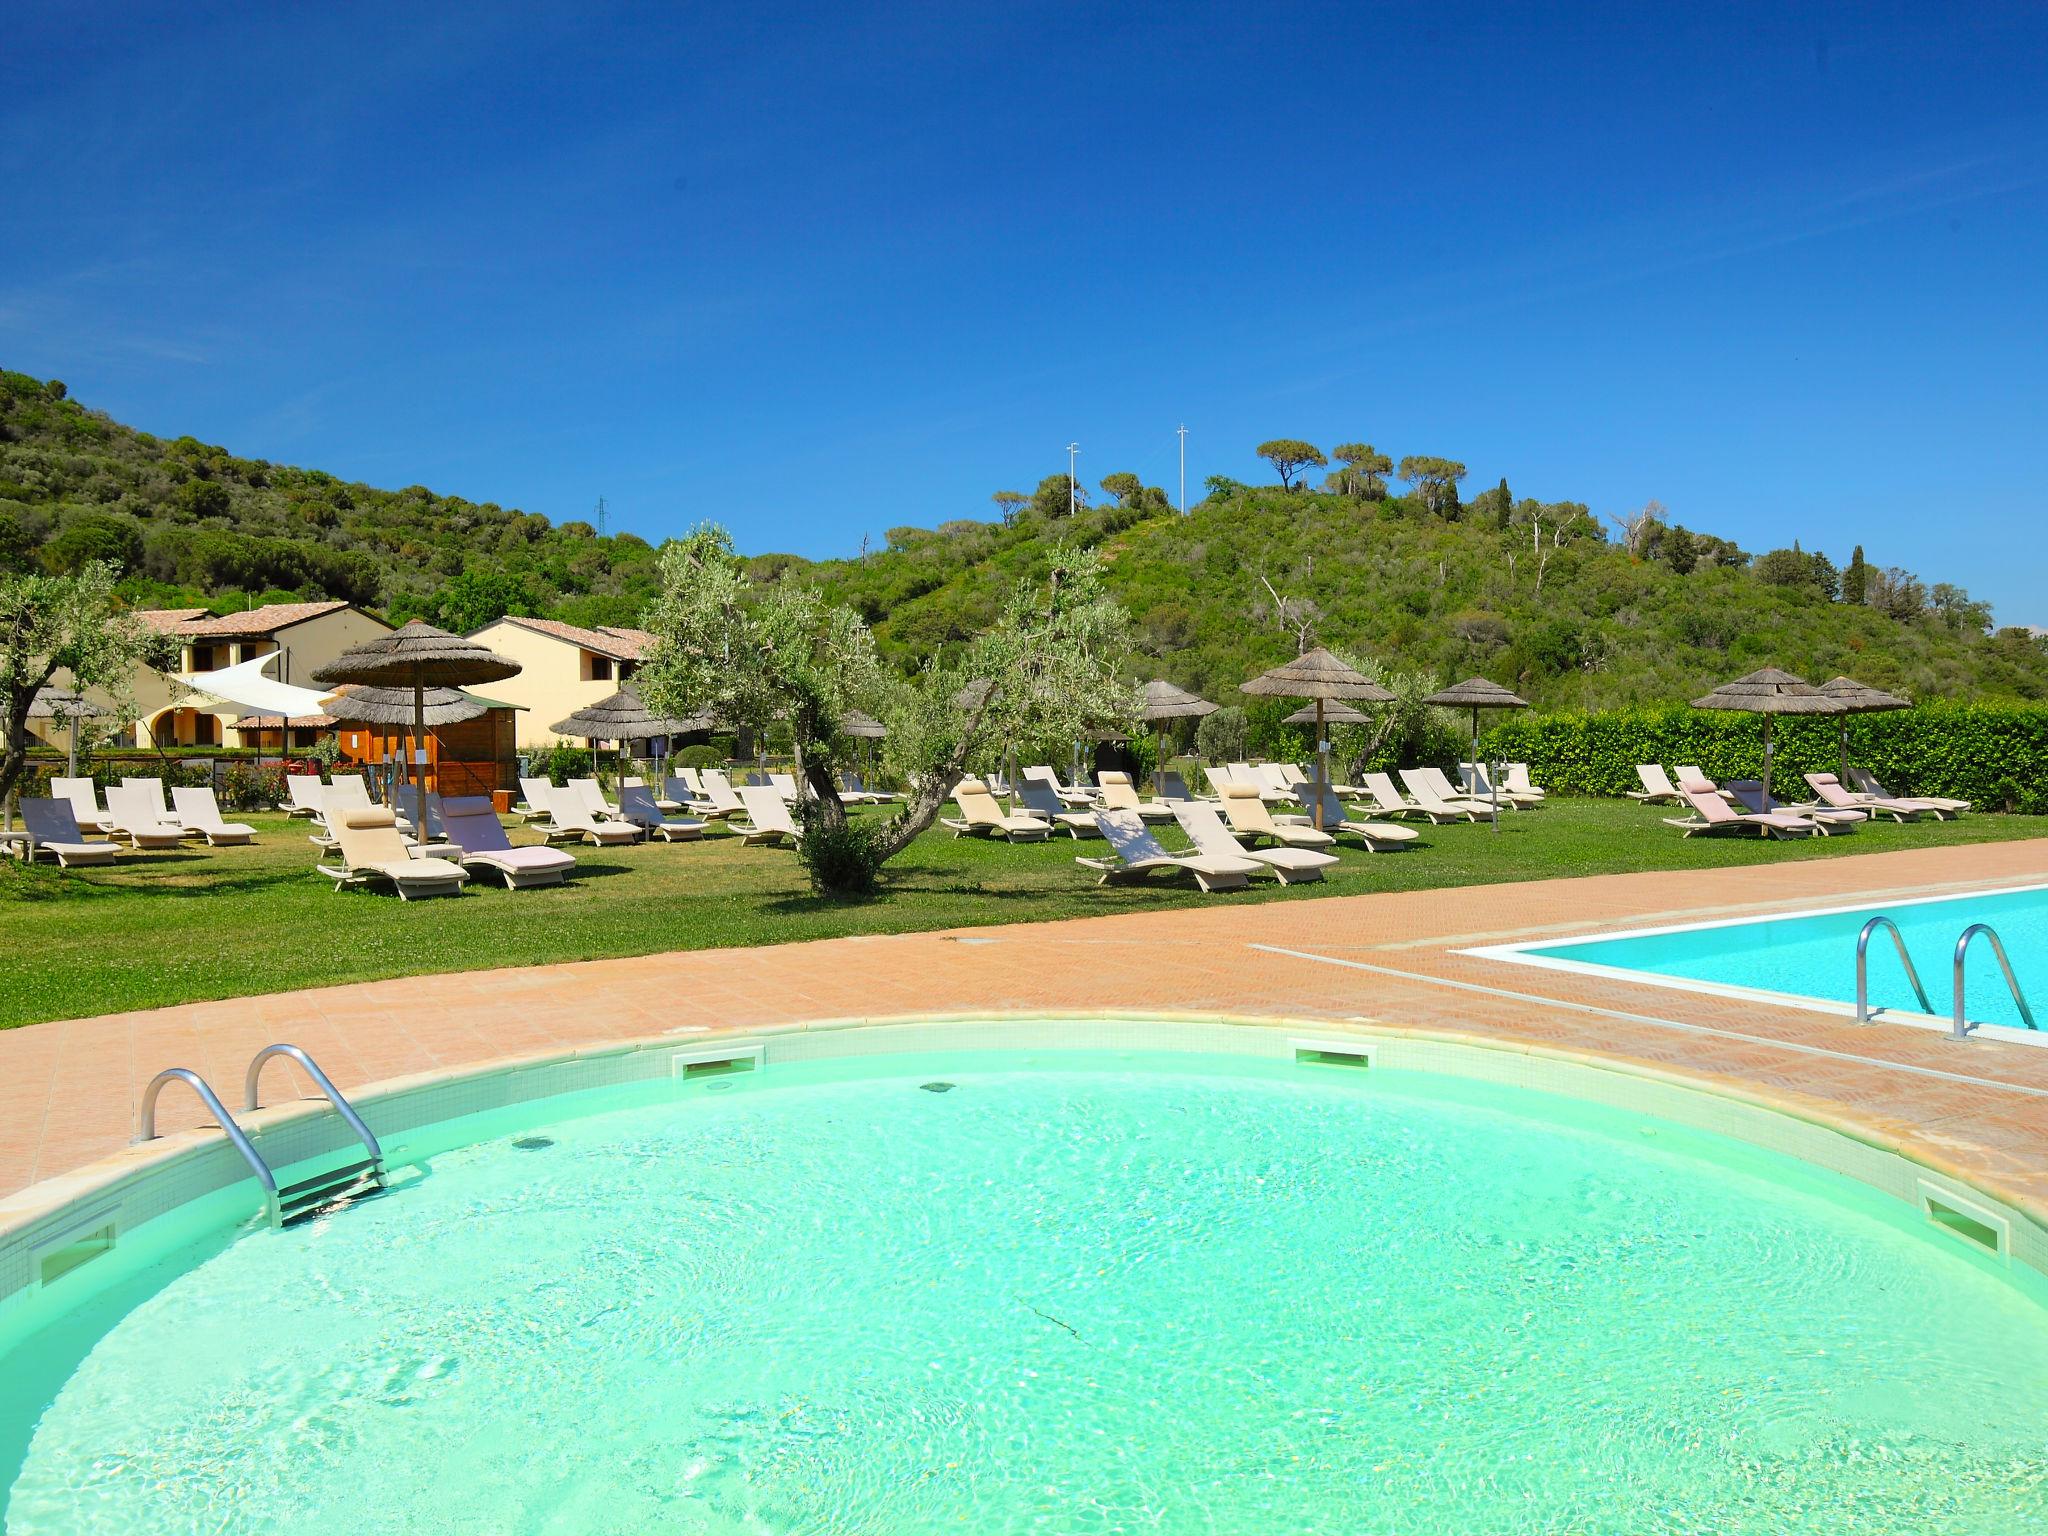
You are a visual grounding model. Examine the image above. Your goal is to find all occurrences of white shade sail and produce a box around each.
[175,654,337,720]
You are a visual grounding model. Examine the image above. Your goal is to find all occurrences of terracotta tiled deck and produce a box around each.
[5,839,2048,1216]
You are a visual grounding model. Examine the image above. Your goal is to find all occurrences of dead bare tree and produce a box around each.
[1607,499,1665,558]
[1256,568,1321,653]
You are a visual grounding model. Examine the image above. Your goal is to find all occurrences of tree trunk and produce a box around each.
[0,669,57,823]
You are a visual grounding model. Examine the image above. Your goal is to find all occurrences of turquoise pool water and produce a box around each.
[5,1050,2048,1534]
[1514,884,2048,1031]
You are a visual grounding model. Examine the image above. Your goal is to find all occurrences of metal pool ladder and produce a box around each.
[136,1045,387,1228]
[1949,924,2038,1042]
[1854,916,1934,1024]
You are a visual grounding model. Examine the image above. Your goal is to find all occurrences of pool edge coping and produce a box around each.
[4,1006,2046,1301]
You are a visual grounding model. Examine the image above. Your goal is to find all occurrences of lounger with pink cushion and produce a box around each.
[1803,772,1944,823]
[1665,777,1818,839]
[441,796,577,887]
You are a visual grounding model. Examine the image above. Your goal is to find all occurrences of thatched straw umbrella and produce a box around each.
[1817,676,1911,786]
[1242,649,1395,830]
[552,687,714,784]
[311,621,521,844]
[842,709,887,784]
[1690,667,1843,808]
[1283,700,1369,726]
[1140,680,1217,794]
[29,687,106,778]
[1422,677,1530,832]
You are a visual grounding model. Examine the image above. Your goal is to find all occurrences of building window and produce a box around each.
[584,653,613,681]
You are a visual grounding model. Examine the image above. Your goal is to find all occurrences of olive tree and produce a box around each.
[875,543,1138,859]
[634,523,881,827]
[1,561,170,819]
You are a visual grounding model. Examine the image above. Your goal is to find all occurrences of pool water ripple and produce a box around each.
[4,1055,2047,1533]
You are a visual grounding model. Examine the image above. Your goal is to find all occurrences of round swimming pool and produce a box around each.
[4,1049,2048,1533]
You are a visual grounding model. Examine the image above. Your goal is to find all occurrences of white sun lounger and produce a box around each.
[104,783,187,849]
[284,773,327,818]
[1461,763,1542,808]
[696,770,752,820]
[1726,780,1863,834]
[317,807,470,898]
[1014,776,1101,837]
[50,776,114,833]
[569,778,618,818]
[1504,763,1545,800]
[1396,769,1490,821]
[171,785,256,845]
[1076,808,1260,891]
[735,785,804,847]
[18,797,120,866]
[440,797,576,888]
[619,784,708,841]
[1024,765,1098,808]
[839,771,897,804]
[1172,801,1336,885]
[541,783,643,845]
[1286,784,1421,851]
[943,779,1053,841]
[515,777,556,820]
[1627,765,1684,804]
[1411,767,1499,815]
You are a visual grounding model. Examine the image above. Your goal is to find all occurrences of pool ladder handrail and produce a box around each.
[135,1046,386,1227]
[1854,915,1935,1024]
[1950,923,2038,1041]
[137,1067,280,1223]
[246,1043,384,1168]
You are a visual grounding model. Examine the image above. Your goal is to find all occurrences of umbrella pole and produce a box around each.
[1314,700,1327,832]
[1839,719,1849,787]
[68,718,78,780]
[1762,715,1774,809]
[413,681,429,848]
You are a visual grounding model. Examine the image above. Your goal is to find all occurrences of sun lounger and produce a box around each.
[1226,762,1292,803]
[317,807,470,898]
[17,797,120,866]
[50,776,114,833]
[1664,777,1819,839]
[540,784,644,845]
[121,775,198,834]
[943,778,1053,841]
[1847,766,1968,815]
[1076,808,1260,892]
[838,770,897,804]
[1156,769,1204,802]
[515,777,556,820]
[1024,765,1098,808]
[1219,784,1336,848]
[768,772,801,803]
[1286,784,1421,851]
[696,769,752,820]
[171,785,256,845]
[1672,767,1737,803]
[622,775,683,813]
[1461,763,1542,808]
[284,773,327,819]
[1505,763,1545,800]
[1627,765,1684,804]
[325,774,373,814]
[1803,772,1944,823]
[1095,770,1176,823]
[735,785,804,847]
[440,796,576,888]
[104,783,187,848]
[1171,801,1337,884]
[569,778,618,818]
[1725,780,1862,834]
[619,784,708,840]
[1014,776,1101,837]
[1387,770,1484,822]
[1411,766,1500,815]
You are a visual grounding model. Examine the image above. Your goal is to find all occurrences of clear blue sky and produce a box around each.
[4,2,2045,621]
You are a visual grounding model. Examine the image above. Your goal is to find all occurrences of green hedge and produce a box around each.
[1482,702,2048,813]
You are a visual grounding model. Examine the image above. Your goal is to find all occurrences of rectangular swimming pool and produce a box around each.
[1467,882,2048,1041]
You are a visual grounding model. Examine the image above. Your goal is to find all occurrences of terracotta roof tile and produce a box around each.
[490,615,655,660]
[176,601,356,637]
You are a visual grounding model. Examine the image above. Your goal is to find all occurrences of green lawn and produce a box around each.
[2,798,2040,1030]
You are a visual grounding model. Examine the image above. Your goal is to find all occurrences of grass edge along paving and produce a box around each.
[1,798,2041,1030]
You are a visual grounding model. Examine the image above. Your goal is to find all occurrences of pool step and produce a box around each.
[275,1157,387,1227]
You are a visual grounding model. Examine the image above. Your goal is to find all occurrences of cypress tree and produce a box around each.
[1843,545,1867,605]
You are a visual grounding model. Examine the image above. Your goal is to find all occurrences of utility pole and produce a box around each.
[1176,424,1188,514]
[595,496,607,537]
[1066,443,1079,516]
